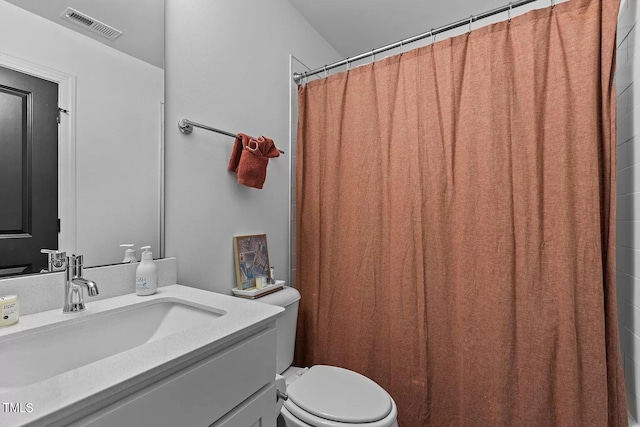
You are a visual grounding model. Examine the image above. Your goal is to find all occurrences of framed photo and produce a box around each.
[233,234,270,290]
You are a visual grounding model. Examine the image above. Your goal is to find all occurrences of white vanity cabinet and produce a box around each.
[0,286,283,427]
[73,326,278,427]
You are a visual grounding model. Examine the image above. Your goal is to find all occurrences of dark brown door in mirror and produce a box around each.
[0,66,58,277]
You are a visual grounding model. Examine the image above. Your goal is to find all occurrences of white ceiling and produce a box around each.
[286,0,538,58]
[4,0,556,73]
[3,0,164,69]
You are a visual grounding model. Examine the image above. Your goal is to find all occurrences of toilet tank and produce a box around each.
[257,286,301,374]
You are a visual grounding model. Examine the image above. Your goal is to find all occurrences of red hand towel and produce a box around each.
[236,136,280,189]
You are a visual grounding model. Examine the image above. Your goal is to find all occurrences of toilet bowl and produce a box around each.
[279,365,398,427]
[259,287,398,427]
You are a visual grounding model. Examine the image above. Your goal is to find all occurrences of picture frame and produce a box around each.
[233,234,271,290]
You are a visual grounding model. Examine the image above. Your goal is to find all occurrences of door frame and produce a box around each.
[0,52,77,255]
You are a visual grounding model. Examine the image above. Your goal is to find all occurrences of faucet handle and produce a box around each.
[76,255,84,275]
[67,254,84,277]
[40,249,67,272]
[66,254,82,264]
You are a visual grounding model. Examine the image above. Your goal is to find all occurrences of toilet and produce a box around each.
[258,286,398,427]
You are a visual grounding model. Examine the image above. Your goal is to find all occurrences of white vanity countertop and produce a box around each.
[0,285,283,427]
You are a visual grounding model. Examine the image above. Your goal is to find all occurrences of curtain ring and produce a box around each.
[400,40,404,56]
[468,15,473,34]
[324,65,328,78]
[346,58,350,71]
[551,0,555,8]
[431,29,436,44]
[371,49,375,64]
[508,2,512,23]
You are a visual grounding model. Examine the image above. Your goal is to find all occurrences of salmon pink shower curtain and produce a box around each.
[295,0,625,426]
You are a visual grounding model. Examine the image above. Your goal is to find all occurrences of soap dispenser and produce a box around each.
[120,244,137,263]
[135,246,157,296]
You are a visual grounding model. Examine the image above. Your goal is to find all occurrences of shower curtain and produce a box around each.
[295,0,625,426]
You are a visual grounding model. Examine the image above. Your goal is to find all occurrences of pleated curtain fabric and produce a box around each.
[295,0,625,425]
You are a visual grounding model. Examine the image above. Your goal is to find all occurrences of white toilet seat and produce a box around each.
[282,400,398,427]
[282,365,398,427]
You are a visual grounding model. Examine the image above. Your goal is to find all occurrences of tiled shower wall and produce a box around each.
[617,0,640,422]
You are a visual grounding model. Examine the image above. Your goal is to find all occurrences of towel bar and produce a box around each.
[179,119,285,154]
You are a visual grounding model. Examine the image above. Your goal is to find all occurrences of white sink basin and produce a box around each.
[0,300,224,388]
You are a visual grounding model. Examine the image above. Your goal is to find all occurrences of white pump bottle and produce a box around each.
[135,246,158,296]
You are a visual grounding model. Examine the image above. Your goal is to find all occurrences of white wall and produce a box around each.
[0,1,164,267]
[617,0,640,423]
[164,0,340,294]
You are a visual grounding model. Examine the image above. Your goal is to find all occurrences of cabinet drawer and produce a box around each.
[77,327,276,427]
[212,383,277,427]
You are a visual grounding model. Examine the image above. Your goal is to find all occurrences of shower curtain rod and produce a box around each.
[178,118,285,154]
[292,0,546,84]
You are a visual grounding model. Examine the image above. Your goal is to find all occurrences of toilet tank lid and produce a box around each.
[257,286,300,307]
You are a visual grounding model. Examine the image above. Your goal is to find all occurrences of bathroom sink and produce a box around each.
[0,300,223,388]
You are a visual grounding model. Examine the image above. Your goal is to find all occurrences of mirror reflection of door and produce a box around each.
[0,65,58,276]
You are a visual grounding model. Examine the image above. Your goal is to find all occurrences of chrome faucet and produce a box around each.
[63,254,99,313]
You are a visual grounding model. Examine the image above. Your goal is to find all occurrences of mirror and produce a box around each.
[0,0,164,276]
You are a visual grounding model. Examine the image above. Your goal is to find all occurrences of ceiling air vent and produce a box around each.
[60,7,123,41]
